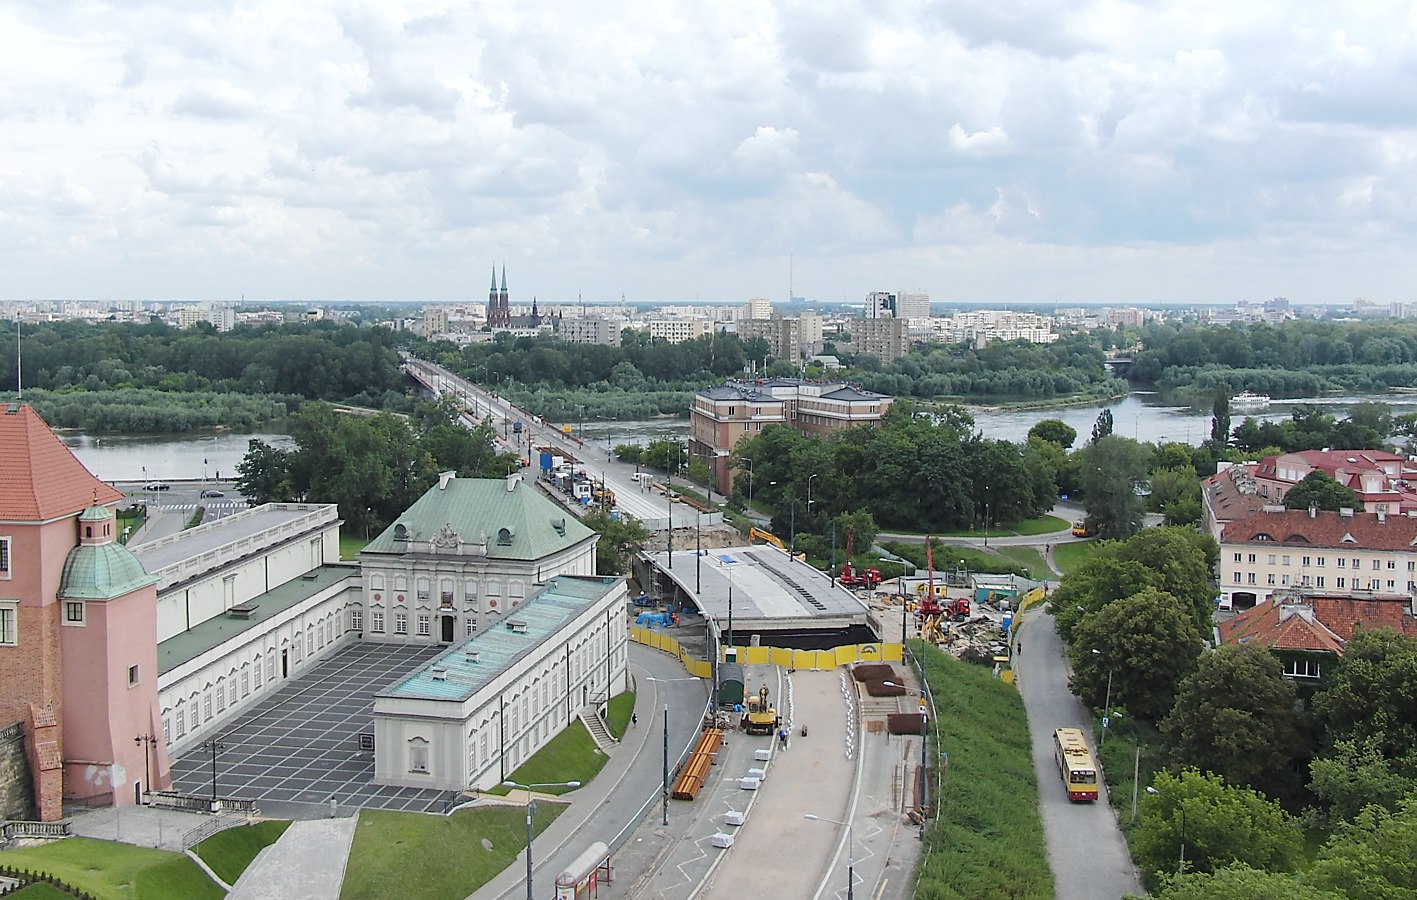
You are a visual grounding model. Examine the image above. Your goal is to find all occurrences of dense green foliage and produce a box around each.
[1076,435,1151,537]
[582,510,649,575]
[1311,630,1417,785]
[236,401,517,535]
[1233,404,1393,454]
[9,387,294,433]
[914,645,1052,899]
[1127,319,1417,396]
[4,317,410,430]
[1284,471,1364,511]
[732,401,1058,537]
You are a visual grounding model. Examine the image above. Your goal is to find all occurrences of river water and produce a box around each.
[64,392,1417,481]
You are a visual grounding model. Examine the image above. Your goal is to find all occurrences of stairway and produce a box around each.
[579,708,617,752]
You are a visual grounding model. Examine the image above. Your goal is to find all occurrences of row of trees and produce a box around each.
[1052,528,1417,893]
[235,398,518,536]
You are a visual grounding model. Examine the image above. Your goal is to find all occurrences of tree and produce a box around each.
[1091,408,1115,443]
[1309,737,1417,824]
[1209,386,1232,449]
[1077,435,1152,538]
[235,438,297,502]
[1028,418,1077,449]
[1284,471,1362,512]
[1161,644,1308,804]
[582,510,649,575]
[1134,770,1303,888]
[1142,865,1340,900]
[1312,629,1417,777]
[1309,797,1417,900]
[1069,587,1205,723]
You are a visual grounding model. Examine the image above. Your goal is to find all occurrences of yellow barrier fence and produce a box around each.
[629,626,903,673]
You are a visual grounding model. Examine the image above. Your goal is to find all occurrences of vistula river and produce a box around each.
[64,391,1417,482]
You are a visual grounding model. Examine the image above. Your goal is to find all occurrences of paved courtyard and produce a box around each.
[170,641,458,817]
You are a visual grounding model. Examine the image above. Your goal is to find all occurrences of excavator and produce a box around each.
[837,528,883,590]
[743,686,780,735]
[748,527,788,551]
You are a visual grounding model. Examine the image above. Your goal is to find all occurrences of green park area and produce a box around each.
[340,803,564,900]
[0,838,224,900]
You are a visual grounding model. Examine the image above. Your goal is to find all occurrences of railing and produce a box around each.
[182,813,246,850]
[0,820,72,841]
[147,791,212,813]
[0,721,23,744]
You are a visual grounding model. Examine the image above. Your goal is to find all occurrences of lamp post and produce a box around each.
[1091,649,1114,746]
[503,779,581,900]
[133,734,157,802]
[663,705,670,825]
[201,739,225,808]
[1145,786,1186,874]
[983,483,990,548]
[807,473,819,517]
[803,814,855,900]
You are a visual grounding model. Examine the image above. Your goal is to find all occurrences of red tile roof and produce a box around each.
[0,403,123,521]
[1221,508,1417,551]
[1218,599,1346,654]
[1219,593,1417,654]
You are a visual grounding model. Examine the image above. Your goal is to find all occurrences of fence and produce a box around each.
[148,791,211,813]
[182,813,247,850]
[0,820,72,841]
[629,626,904,674]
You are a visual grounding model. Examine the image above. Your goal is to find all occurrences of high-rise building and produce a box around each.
[745,297,774,319]
[648,318,711,344]
[737,314,825,364]
[896,290,931,319]
[865,292,897,319]
[556,316,621,346]
[851,317,910,362]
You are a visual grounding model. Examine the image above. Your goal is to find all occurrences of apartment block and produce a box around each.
[555,316,622,346]
[849,317,910,363]
[648,318,711,344]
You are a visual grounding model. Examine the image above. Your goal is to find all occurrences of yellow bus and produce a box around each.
[1052,727,1099,802]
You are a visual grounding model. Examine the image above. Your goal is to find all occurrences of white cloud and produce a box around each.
[1,0,1416,303]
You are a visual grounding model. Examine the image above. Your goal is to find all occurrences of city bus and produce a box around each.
[1052,727,1100,801]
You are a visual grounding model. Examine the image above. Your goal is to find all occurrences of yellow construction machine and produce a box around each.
[743,685,780,735]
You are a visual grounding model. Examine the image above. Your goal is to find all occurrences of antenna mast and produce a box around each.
[789,253,793,305]
[14,317,20,399]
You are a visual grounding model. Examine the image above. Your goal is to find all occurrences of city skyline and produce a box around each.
[3,2,1416,305]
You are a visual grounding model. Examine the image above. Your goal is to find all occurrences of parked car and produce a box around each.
[143,481,171,491]
[200,489,225,498]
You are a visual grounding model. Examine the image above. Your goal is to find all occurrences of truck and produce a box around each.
[837,528,883,590]
[743,686,779,735]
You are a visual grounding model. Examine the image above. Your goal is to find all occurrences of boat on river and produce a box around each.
[1231,391,1271,410]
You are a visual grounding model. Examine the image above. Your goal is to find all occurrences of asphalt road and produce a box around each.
[1016,608,1141,900]
[117,480,246,544]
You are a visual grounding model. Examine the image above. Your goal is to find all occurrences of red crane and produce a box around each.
[838,527,882,589]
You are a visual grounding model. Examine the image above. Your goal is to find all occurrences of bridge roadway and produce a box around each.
[404,359,704,530]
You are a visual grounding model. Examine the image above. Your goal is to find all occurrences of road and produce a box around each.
[116,480,246,544]
[405,359,710,530]
[1015,608,1141,900]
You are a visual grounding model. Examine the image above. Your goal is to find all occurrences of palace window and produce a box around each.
[63,601,85,625]
[0,537,11,578]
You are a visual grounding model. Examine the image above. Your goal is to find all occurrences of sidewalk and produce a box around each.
[229,816,357,900]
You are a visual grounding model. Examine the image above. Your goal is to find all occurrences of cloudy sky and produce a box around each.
[3,1,1416,305]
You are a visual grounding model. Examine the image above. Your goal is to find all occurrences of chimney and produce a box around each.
[1309,504,1318,518]
[506,472,521,492]
[1378,510,1387,524]
[438,470,456,490]
[1339,507,1355,518]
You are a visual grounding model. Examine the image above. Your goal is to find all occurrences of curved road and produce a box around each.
[1016,608,1141,899]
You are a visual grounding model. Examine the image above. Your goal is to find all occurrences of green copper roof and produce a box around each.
[59,542,159,600]
[361,475,595,561]
[78,505,113,523]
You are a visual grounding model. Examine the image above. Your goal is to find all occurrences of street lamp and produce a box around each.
[200,739,225,809]
[1145,786,1186,874]
[803,814,855,900]
[1091,649,1114,746]
[739,457,754,510]
[133,734,157,802]
[807,473,820,513]
[503,779,582,900]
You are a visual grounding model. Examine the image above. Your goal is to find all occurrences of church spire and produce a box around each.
[490,265,497,296]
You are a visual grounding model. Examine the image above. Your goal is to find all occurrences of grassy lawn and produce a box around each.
[915,645,1053,899]
[1052,540,1101,573]
[605,691,635,740]
[339,535,370,560]
[340,804,564,900]
[194,820,291,885]
[882,541,1029,578]
[10,884,74,899]
[485,720,609,796]
[0,837,223,900]
[993,546,1050,580]
[884,514,1070,539]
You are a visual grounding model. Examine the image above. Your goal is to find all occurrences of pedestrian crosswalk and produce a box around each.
[150,501,247,511]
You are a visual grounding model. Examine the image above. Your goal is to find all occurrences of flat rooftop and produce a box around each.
[376,575,622,703]
[646,545,870,632]
[157,564,358,675]
[132,503,337,587]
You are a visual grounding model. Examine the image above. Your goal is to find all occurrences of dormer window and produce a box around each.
[497,528,514,546]
[1254,533,1273,541]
